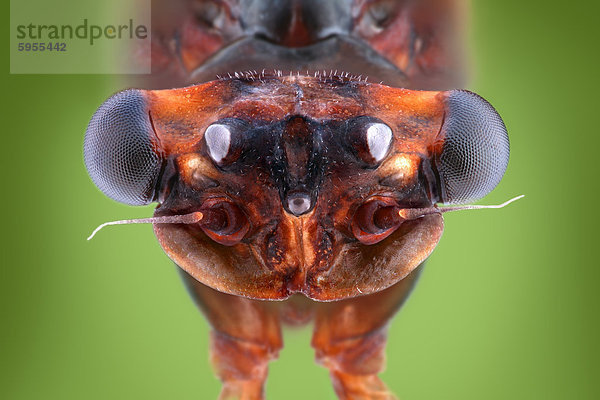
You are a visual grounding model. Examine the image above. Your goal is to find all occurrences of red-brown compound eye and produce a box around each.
[351,198,405,245]
[199,199,250,246]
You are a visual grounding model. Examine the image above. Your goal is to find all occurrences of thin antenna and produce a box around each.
[87,212,203,241]
[440,195,525,213]
[399,195,525,220]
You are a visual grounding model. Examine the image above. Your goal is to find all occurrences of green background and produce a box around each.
[2,1,599,399]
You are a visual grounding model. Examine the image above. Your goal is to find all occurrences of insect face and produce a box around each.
[84,75,508,300]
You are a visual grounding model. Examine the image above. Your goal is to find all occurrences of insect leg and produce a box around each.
[179,269,283,400]
[311,266,424,399]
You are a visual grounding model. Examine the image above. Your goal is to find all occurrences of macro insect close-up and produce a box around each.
[4,1,600,400]
[83,1,514,398]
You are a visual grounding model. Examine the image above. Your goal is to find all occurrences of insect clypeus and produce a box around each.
[84,1,519,399]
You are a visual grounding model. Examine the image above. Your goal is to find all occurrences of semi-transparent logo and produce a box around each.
[10,0,151,74]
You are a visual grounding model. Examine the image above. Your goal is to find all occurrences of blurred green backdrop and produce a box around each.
[2,1,599,399]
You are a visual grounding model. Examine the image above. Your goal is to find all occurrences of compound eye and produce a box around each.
[347,117,393,165]
[84,89,164,206]
[204,119,245,165]
[435,90,510,205]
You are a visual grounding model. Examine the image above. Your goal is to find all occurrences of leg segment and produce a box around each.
[179,269,283,400]
[312,266,423,399]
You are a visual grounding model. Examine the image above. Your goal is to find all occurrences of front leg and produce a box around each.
[312,267,423,400]
[179,269,283,400]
